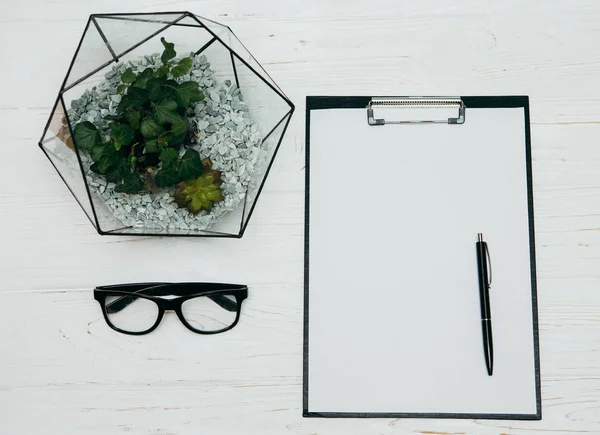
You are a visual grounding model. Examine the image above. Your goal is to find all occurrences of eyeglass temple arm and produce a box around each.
[206,294,238,312]
[104,286,239,314]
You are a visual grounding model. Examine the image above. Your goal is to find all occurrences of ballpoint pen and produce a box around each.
[476,233,494,376]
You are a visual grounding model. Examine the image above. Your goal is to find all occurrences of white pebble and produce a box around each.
[196,119,209,130]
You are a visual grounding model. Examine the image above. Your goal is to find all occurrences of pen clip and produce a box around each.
[485,243,492,288]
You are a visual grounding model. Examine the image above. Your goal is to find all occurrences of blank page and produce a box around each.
[307,106,538,416]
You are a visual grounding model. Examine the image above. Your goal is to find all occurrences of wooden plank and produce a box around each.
[2,0,600,433]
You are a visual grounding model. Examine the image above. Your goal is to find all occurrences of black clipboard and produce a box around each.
[303,96,541,420]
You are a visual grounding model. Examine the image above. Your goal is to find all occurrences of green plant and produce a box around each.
[72,38,223,213]
[174,158,224,214]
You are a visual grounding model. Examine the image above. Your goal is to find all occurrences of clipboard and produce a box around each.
[303,96,541,420]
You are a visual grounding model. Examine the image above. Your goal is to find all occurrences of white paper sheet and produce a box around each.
[307,107,538,415]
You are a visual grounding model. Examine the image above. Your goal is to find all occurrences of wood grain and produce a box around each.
[2,0,600,433]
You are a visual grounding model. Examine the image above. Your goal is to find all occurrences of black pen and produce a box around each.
[476,233,493,376]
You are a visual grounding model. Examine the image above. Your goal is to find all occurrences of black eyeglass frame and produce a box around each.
[94,282,248,335]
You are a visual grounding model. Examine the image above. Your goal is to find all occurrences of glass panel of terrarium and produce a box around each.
[182,15,291,118]
[191,14,233,45]
[64,19,116,90]
[96,13,189,25]
[232,56,291,139]
[226,30,288,100]
[106,225,239,237]
[241,112,292,231]
[110,20,214,69]
[93,13,188,58]
[198,38,236,83]
[40,97,96,226]
[201,195,245,236]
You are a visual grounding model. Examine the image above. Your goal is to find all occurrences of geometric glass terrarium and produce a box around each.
[39,12,294,237]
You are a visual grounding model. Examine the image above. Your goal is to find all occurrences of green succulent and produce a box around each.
[174,158,224,214]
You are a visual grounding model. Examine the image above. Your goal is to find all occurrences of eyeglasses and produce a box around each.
[94,282,248,335]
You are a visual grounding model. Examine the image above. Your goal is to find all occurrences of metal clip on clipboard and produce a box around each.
[367,97,466,125]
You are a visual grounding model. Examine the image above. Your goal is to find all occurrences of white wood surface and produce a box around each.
[1,0,600,433]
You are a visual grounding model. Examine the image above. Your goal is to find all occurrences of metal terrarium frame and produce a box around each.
[39,11,294,237]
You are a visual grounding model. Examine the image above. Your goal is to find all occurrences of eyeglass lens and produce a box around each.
[105,294,239,333]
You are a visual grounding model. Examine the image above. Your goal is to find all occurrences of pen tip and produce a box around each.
[478,233,483,242]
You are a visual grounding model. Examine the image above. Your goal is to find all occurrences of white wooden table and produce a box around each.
[2,1,600,433]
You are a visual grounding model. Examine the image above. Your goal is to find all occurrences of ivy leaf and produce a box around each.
[157,133,174,147]
[123,109,141,129]
[147,78,178,101]
[146,77,165,100]
[115,172,144,194]
[162,80,179,100]
[160,37,176,64]
[173,81,204,108]
[153,100,181,124]
[159,148,178,168]
[118,87,149,112]
[96,156,111,173]
[90,163,101,174]
[171,57,193,78]
[73,121,102,151]
[154,64,170,78]
[140,117,165,139]
[178,148,204,180]
[171,117,189,144]
[109,122,134,151]
[96,150,119,173]
[148,79,200,108]
[132,68,154,89]
[90,140,119,173]
[144,139,160,153]
[155,147,180,187]
[171,116,189,136]
[105,159,130,183]
[155,168,180,187]
[121,67,137,84]
[91,145,105,162]
[158,117,188,147]
[116,84,127,94]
